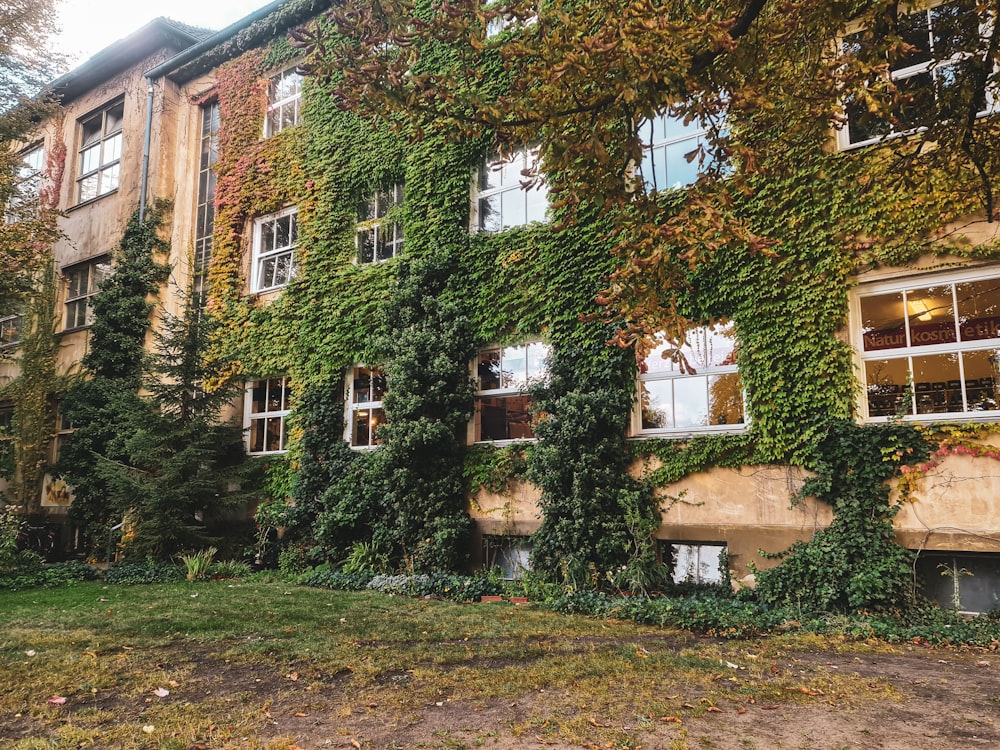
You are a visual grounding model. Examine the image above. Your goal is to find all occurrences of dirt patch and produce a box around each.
[3,639,999,749]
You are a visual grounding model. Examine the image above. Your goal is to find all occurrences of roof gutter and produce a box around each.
[138,0,289,221]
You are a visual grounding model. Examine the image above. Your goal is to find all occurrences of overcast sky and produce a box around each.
[54,0,270,68]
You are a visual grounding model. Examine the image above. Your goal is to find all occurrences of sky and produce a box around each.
[54,0,271,69]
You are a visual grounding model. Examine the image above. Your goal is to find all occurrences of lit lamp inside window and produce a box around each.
[908,299,933,322]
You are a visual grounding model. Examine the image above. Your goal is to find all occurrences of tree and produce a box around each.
[296,0,1000,350]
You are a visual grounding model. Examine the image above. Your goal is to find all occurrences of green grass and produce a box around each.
[0,581,897,749]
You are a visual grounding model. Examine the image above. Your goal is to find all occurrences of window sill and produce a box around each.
[68,189,119,212]
[630,425,748,440]
[474,438,538,447]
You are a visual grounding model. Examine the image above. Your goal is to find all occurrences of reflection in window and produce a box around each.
[347,366,387,448]
[77,100,123,202]
[476,148,548,232]
[665,542,727,585]
[636,323,745,433]
[859,274,1000,419]
[357,184,404,263]
[475,342,548,441]
[252,207,298,292]
[64,257,112,330]
[246,377,291,454]
[841,1,986,147]
[6,145,44,222]
[0,313,22,347]
[638,112,710,192]
[482,535,532,579]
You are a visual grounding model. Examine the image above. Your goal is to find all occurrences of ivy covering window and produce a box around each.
[246,377,292,454]
[840,1,986,148]
[476,147,548,232]
[252,207,298,292]
[635,323,745,434]
[357,184,404,263]
[194,102,220,306]
[0,313,21,347]
[856,270,1000,420]
[474,342,549,442]
[638,112,710,192]
[5,144,44,222]
[346,365,386,448]
[63,257,112,330]
[77,99,124,202]
[264,68,302,137]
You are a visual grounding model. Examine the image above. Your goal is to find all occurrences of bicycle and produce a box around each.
[17,521,55,558]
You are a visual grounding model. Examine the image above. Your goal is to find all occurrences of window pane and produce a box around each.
[266,378,284,411]
[80,145,100,174]
[500,344,528,390]
[708,373,744,426]
[100,163,119,193]
[478,394,535,441]
[479,194,501,232]
[865,357,911,417]
[525,187,547,223]
[526,342,548,382]
[640,379,673,430]
[913,352,961,414]
[673,375,710,428]
[81,115,102,146]
[664,139,700,188]
[104,102,124,134]
[275,215,291,249]
[861,291,906,351]
[357,229,375,263]
[501,190,526,230]
[103,133,122,164]
[265,416,283,452]
[906,284,956,347]
[478,349,502,390]
[957,279,1000,342]
[249,419,265,453]
[963,349,1000,411]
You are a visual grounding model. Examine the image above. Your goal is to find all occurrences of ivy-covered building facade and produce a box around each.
[5,0,1000,611]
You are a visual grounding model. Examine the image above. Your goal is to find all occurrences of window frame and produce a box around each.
[251,206,298,293]
[838,0,993,150]
[633,323,747,437]
[852,267,1000,422]
[472,341,549,444]
[662,541,728,585]
[194,101,220,307]
[356,184,405,264]
[473,146,549,232]
[76,99,124,204]
[637,111,711,193]
[344,365,387,449]
[264,68,303,138]
[244,377,292,455]
[5,143,45,222]
[0,313,22,348]
[62,256,112,332]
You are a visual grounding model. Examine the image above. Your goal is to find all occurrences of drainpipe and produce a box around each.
[139,76,154,222]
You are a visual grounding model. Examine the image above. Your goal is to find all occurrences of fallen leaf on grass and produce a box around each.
[977,660,990,667]
[760,705,780,710]
[25,650,36,657]
[168,680,180,688]
[535,738,558,745]
[46,696,66,706]
[153,688,169,698]
[706,706,723,713]
[588,718,610,728]
[286,672,299,681]
[294,712,308,717]
[350,740,361,749]
[142,725,155,734]
[737,707,747,715]
[659,716,682,723]
[789,686,823,696]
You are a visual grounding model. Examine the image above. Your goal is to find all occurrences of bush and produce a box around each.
[0,559,100,590]
[104,560,184,585]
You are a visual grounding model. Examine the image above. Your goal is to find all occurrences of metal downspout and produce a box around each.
[139,76,154,222]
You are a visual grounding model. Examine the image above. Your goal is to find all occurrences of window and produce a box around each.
[0,406,13,470]
[52,411,75,463]
[246,377,292,454]
[635,323,745,434]
[475,148,548,232]
[77,100,124,202]
[855,270,1000,420]
[357,184,404,263]
[840,1,988,148]
[63,257,112,330]
[482,535,532,579]
[916,552,1000,613]
[0,313,21,347]
[474,342,549,442]
[664,541,727,585]
[252,207,298,292]
[637,112,710,192]
[346,366,387,448]
[264,68,303,137]
[194,102,220,307]
[6,144,44,221]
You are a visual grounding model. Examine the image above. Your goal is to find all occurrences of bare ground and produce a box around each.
[3,638,999,749]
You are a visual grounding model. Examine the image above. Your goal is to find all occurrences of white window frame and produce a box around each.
[356,184,404,263]
[838,1,993,150]
[666,541,727,585]
[77,99,123,203]
[633,323,746,436]
[473,147,548,232]
[63,256,112,331]
[345,365,387,449]
[852,267,1000,422]
[0,313,22,347]
[472,341,549,444]
[6,144,45,222]
[251,206,298,293]
[264,68,303,138]
[637,112,711,193]
[245,377,292,455]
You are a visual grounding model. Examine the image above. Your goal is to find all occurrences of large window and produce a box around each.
[357,184,404,263]
[252,207,298,292]
[264,68,303,137]
[246,377,292,454]
[635,323,745,434]
[346,366,387,448]
[0,313,21,347]
[63,257,112,330]
[638,112,710,192]
[6,144,44,221]
[664,541,728,585]
[77,100,124,202]
[840,1,987,148]
[475,148,548,232]
[856,270,1000,420]
[194,102,220,307]
[474,342,549,442]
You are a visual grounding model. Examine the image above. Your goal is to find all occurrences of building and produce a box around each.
[3,0,1000,611]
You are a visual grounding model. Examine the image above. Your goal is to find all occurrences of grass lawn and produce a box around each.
[0,579,901,749]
